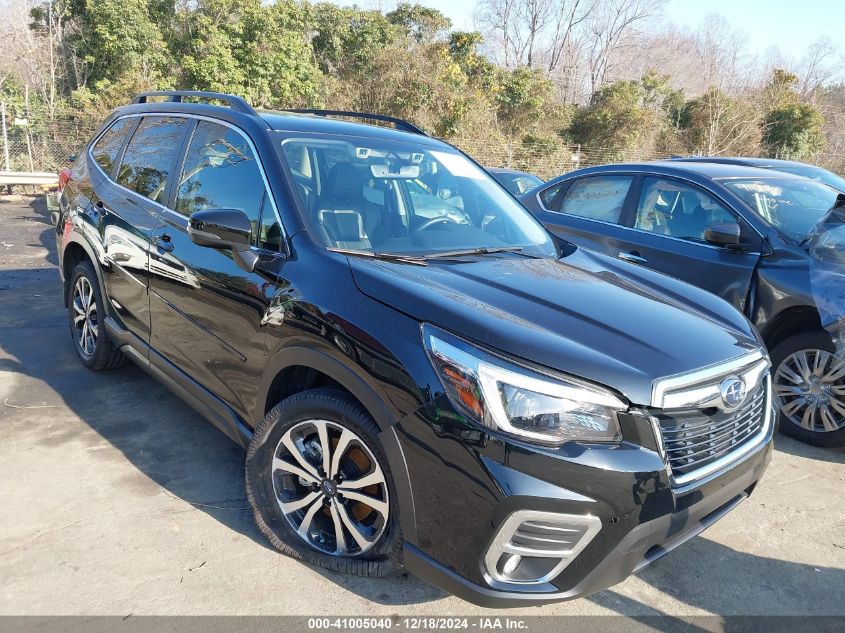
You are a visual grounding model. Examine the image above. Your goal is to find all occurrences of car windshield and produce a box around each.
[277,134,556,258]
[769,164,845,193]
[721,177,840,243]
[494,172,544,195]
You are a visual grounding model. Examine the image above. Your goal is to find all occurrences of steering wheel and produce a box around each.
[414,215,459,233]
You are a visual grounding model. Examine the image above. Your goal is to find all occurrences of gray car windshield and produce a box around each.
[772,164,845,193]
[721,177,840,243]
[278,134,556,258]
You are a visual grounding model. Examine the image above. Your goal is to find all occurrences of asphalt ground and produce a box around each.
[1,196,843,618]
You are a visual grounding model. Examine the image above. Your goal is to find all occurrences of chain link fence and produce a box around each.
[2,115,843,182]
[1,116,96,174]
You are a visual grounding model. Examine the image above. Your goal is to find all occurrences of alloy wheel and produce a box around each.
[774,348,845,433]
[271,419,389,556]
[72,276,98,357]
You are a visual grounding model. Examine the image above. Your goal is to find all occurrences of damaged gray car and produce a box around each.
[522,161,845,447]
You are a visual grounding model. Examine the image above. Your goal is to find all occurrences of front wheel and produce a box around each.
[770,331,845,448]
[245,388,403,576]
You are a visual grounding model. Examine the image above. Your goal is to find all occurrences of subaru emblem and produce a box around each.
[719,376,746,409]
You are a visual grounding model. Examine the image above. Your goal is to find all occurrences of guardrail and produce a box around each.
[0,171,59,187]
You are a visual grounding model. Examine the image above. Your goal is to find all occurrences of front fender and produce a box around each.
[257,344,420,543]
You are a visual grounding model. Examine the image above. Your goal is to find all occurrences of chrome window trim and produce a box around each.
[669,374,773,487]
[535,185,564,212]
[650,349,766,409]
[87,112,289,255]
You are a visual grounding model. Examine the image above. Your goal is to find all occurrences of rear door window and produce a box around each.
[116,116,190,204]
[559,176,633,224]
[91,118,136,175]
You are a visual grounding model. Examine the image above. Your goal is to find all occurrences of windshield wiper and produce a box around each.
[328,245,535,265]
[327,247,429,266]
[421,246,527,260]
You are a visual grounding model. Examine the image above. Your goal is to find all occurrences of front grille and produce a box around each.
[656,382,768,481]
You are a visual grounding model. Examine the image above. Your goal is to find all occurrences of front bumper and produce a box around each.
[397,397,775,608]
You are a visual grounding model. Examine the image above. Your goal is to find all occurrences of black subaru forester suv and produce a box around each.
[56,91,774,607]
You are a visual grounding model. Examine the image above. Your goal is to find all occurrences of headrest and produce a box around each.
[325,162,364,203]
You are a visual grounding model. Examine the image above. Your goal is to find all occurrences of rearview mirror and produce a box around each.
[704,222,741,247]
[370,164,420,179]
[188,208,258,272]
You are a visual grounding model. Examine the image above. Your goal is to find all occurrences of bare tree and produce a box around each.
[515,0,555,67]
[0,0,70,121]
[477,0,596,72]
[585,0,665,93]
[546,0,596,73]
[475,0,520,67]
[686,88,761,156]
[798,37,841,102]
[693,14,753,93]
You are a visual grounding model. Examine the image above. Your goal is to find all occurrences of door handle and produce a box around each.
[155,233,174,252]
[618,251,647,264]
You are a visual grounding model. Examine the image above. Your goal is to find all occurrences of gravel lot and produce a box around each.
[1,196,844,617]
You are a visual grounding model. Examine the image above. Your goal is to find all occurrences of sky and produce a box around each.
[333,0,845,62]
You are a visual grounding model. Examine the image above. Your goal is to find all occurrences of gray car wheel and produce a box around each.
[771,331,845,447]
[245,388,403,576]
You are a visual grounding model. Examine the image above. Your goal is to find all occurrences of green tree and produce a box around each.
[570,79,653,154]
[311,3,398,77]
[386,3,451,43]
[678,87,762,156]
[178,0,320,108]
[66,0,173,88]
[763,68,801,108]
[495,67,552,138]
[760,69,825,160]
[764,103,825,160]
[448,31,496,89]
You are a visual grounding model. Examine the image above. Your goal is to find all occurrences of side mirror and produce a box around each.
[67,154,77,163]
[188,208,258,272]
[704,222,741,247]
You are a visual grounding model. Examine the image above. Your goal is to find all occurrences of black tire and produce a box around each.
[66,261,126,371]
[245,388,403,577]
[770,331,845,448]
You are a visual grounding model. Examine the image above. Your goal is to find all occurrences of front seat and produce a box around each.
[669,192,708,240]
[315,163,382,249]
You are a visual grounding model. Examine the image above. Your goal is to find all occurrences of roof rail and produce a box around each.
[286,109,427,136]
[132,91,258,116]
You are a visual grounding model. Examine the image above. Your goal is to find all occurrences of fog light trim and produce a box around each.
[483,510,601,586]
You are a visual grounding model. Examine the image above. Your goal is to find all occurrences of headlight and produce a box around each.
[422,324,625,445]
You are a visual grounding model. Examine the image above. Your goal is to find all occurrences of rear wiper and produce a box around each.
[421,246,526,260]
[327,247,429,266]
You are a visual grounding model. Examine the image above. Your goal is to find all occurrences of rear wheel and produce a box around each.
[245,388,403,576]
[66,261,126,370]
[771,331,845,447]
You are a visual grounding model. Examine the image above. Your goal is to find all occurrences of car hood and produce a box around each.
[348,247,760,406]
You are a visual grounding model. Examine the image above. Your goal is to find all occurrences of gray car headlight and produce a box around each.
[422,324,626,445]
